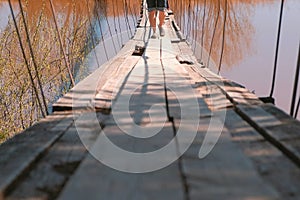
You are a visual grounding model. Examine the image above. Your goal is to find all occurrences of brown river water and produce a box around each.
[170,0,300,119]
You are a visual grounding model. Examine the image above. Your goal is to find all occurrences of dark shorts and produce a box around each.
[146,0,167,11]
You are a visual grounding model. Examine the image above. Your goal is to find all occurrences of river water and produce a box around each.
[171,0,300,119]
[222,0,300,118]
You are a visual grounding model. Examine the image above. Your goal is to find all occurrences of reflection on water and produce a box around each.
[0,0,140,141]
[170,0,300,119]
[171,0,280,70]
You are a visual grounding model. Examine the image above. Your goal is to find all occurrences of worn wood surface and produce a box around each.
[1,1,300,200]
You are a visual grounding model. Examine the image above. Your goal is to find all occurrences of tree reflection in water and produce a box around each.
[170,0,275,72]
[0,0,140,141]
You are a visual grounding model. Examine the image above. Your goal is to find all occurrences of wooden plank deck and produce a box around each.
[1,1,300,200]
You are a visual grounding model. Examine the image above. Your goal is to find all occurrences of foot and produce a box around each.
[159,26,165,37]
[151,32,158,39]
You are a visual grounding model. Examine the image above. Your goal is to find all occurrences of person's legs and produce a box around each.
[149,10,157,33]
[157,0,166,36]
[147,0,167,38]
[158,10,165,36]
[158,10,165,27]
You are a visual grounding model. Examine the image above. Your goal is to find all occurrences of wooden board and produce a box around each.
[58,34,185,199]
[237,104,300,167]
[221,109,300,199]
[53,38,141,112]
[180,117,279,200]
[0,114,75,199]
[58,154,183,200]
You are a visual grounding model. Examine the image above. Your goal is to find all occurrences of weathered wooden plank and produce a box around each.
[166,17,181,42]
[159,26,282,197]
[158,25,278,199]
[58,154,183,200]
[94,55,141,109]
[221,109,300,199]
[133,27,151,42]
[168,15,186,43]
[58,43,184,198]
[168,17,198,64]
[237,105,297,139]
[7,113,105,199]
[160,22,212,119]
[161,59,212,118]
[5,112,108,200]
[160,21,178,58]
[236,104,300,167]
[261,103,300,123]
[191,67,263,106]
[53,58,130,111]
[0,114,75,199]
[53,36,141,112]
[163,19,247,112]
[6,128,84,199]
[180,117,280,200]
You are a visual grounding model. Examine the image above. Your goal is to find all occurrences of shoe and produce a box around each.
[159,26,165,37]
[151,32,158,39]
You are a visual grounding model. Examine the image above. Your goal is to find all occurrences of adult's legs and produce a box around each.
[149,10,157,33]
[158,10,165,27]
[147,0,166,37]
[158,10,165,36]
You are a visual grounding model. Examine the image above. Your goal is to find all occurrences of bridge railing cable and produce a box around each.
[217,0,227,75]
[7,0,47,118]
[291,42,300,118]
[49,0,76,87]
[207,0,220,69]
[269,0,285,98]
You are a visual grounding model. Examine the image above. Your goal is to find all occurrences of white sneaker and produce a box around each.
[151,32,158,39]
[159,26,165,37]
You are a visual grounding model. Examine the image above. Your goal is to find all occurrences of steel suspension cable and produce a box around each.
[269,0,285,98]
[49,0,75,87]
[94,2,109,61]
[111,0,122,48]
[200,0,207,61]
[207,0,220,68]
[18,0,49,115]
[218,0,227,74]
[191,0,196,45]
[115,0,124,45]
[182,0,186,36]
[8,0,46,118]
[120,0,130,40]
[103,0,118,55]
[193,0,201,53]
[122,0,133,37]
[126,0,137,28]
[290,42,300,117]
[295,95,300,119]
[85,0,101,69]
[186,0,192,41]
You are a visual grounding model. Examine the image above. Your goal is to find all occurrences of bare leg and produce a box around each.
[158,11,166,36]
[158,10,165,27]
[149,10,157,33]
